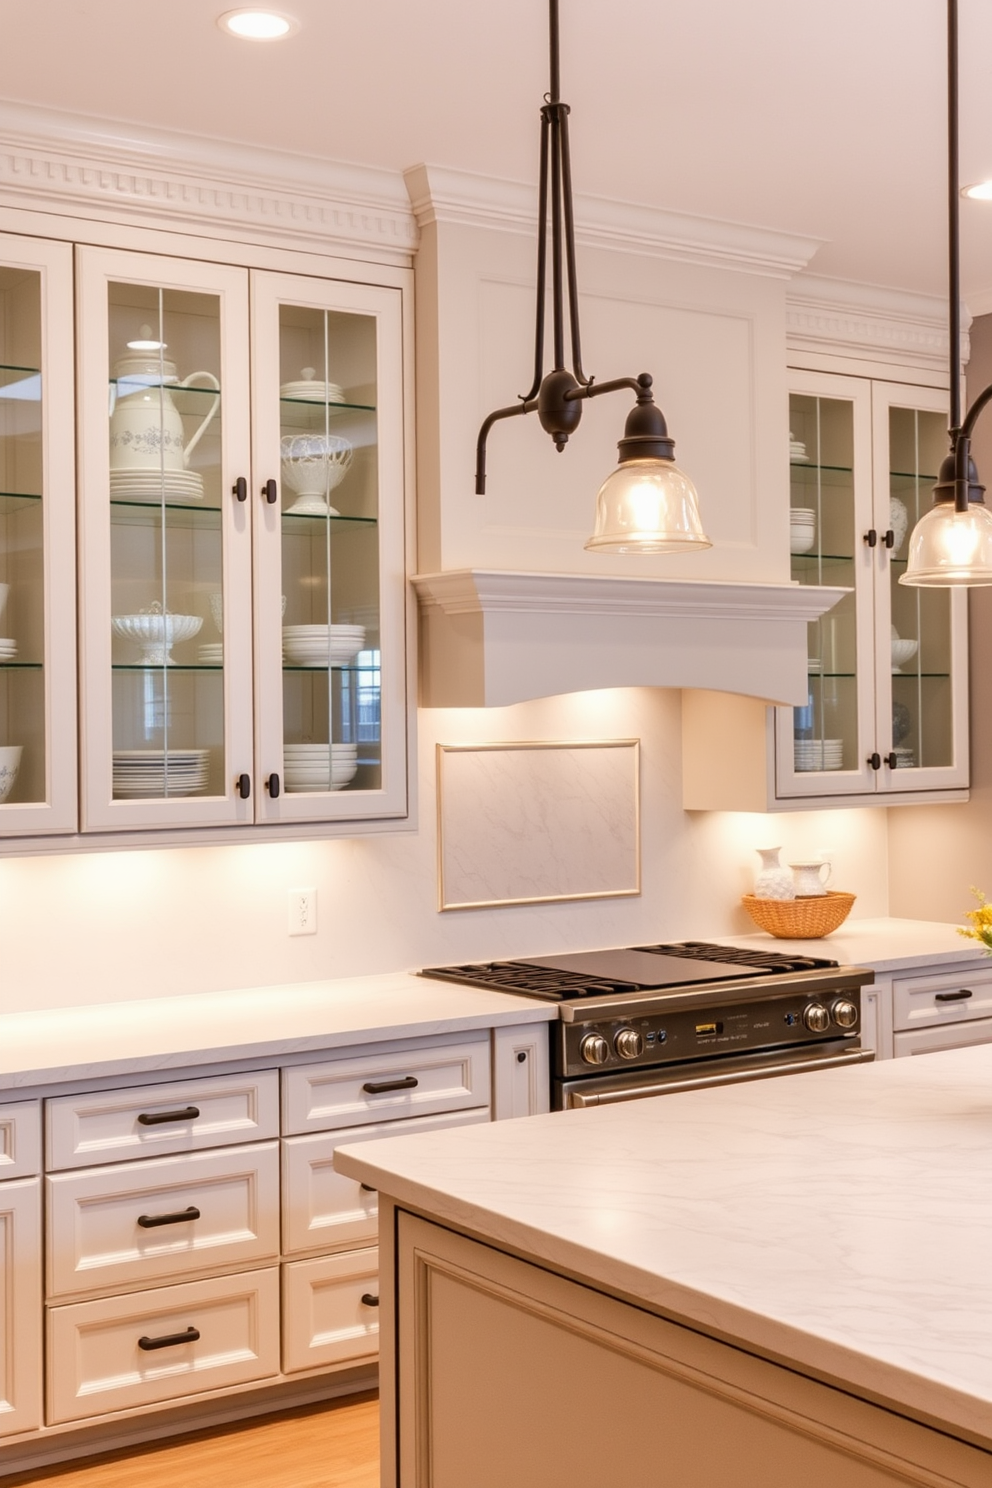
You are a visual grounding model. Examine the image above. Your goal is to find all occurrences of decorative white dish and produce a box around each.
[280,433,352,510]
[0,744,22,804]
[280,368,346,403]
[109,468,204,503]
[111,607,203,665]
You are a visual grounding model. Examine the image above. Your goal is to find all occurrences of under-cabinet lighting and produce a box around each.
[217,9,298,40]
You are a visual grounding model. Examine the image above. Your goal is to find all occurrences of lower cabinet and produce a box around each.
[0,1171,43,1438]
[890,961,992,1059]
[282,1248,379,1374]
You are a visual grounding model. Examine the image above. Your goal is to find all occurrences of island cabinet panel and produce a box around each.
[395,1214,992,1488]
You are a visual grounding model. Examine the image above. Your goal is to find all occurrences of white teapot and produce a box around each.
[109,333,219,473]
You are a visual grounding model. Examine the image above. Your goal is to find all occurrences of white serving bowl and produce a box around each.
[280,434,353,501]
[111,611,203,665]
[891,637,919,669]
[0,744,22,804]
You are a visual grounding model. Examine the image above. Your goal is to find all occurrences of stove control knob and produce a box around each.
[803,1003,830,1034]
[579,1033,610,1066]
[832,998,858,1029]
[614,1027,644,1060]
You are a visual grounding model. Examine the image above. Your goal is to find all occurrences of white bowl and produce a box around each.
[891,637,919,669]
[789,529,816,554]
[0,744,22,804]
[280,434,352,500]
[111,611,203,665]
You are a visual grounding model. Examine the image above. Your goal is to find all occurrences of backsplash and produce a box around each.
[0,688,891,1012]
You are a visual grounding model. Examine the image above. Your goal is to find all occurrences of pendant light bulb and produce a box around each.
[899,498,992,586]
[585,457,711,554]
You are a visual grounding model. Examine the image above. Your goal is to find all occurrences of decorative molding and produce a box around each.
[405,164,823,280]
[412,570,846,709]
[0,100,418,264]
[786,273,968,372]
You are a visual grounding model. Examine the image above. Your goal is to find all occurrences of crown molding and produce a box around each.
[404,164,823,279]
[786,273,967,373]
[0,100,418,264]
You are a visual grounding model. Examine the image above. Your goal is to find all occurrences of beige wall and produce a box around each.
[887,314,992,922]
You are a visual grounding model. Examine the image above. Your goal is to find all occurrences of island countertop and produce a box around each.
[336,1042,992,1449]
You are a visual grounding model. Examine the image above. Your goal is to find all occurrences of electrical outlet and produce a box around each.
[288,888,317,936]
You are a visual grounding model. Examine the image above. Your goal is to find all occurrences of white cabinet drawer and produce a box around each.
[0,1177,43,1438]
[0,1100,41,1181]
[47,1071,279,1170]
[894,1020,992,1057]
[46,1142,280,1299]
[47,1267,280,1425]
[282,1107,490,1256]
[282,1034,491,1135]
[892,964,992,1032]
[281,1249,379,1374]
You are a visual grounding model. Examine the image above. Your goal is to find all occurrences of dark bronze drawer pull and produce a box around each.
[232,476,247,503]
[263,478,278,504]
[137,1106,200,1127]
[935,989,973,1002]
[360,1293,379,1308]
[138,1326,201,1351]
[362,1076,419,1095]
[137,1206,201,1229]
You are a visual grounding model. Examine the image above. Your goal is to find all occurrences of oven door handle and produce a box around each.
[566,1047,875,1108]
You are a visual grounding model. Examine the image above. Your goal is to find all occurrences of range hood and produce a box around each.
[412,570,845,709]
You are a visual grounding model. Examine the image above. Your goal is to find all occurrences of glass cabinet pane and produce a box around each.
[278,306,381,797]
[107,284,225,800]
[789,393,859,778]
[887,406,952,771]
[0,269,44,809]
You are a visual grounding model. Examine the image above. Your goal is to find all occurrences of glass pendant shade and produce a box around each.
[899,499,992,586]
[584,457,712,554]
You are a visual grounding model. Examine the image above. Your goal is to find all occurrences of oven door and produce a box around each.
[558,1041,874,1109]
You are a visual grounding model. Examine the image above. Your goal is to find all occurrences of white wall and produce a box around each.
[0,688,890,1013]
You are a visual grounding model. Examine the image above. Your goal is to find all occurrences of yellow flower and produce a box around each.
[959,887,992,953]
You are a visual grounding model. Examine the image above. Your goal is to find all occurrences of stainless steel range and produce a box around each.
[422,942,874,1109]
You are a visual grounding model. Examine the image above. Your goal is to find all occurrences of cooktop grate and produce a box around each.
[635,942,839,975]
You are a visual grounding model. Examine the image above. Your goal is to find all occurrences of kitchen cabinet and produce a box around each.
[0,1102,43,1440]
[682,373,968,810]
[0,236,77,835]
[890,960,992,1059]
[77,245,408,833]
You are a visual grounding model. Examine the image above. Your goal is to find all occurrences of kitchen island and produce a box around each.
[336,1043,992,1487]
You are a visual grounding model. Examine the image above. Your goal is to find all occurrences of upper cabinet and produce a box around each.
[0,236,77,835]
[683,371,968,811]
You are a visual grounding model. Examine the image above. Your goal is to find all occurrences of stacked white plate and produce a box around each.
[282,624,366,667]
[112,748,210,798]
[198,643,223,665]
[892,746,916,769]
[789,432,809,462]
[283,743,358,793]
[807,656,822,674]
[0,638,17,662]
[109,468,204,503]
[794,738,844,772]
[789,507,816,554]
[280,370,346,404]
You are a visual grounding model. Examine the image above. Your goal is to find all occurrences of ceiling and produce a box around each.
[6,0,992,304]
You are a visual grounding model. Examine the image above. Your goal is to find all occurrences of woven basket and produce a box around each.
[741,891,856,939]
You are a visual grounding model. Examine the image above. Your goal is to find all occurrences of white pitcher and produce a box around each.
[109,342,219,473]
[753,847,795,900]
[789,859,832,897]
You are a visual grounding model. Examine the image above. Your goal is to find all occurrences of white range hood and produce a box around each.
[412,570,845,709]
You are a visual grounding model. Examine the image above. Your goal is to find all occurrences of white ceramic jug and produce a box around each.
[789,859,832,897]
[753,847,796,900]
[109,342,219,473]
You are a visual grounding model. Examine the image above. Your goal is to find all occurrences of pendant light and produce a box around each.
[901,0,992,586]
[474,0,711,556]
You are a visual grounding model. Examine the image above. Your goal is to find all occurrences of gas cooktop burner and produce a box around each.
[421,941,840,1003]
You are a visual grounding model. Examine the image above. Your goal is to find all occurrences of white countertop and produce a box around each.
[336,1044,992,1448]
[715,915,984,973]
[0,972,555,1092]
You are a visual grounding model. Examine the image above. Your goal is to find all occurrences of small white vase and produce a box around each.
[754,846,796,900]
[889,496,909,556]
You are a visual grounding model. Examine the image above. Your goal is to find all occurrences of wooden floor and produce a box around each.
[3,1393,380,1488]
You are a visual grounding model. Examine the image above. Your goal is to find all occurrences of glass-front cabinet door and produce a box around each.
[251,271,407,823]
[0,235,76,835]
[77,248,253,830]
[872,382,967,792]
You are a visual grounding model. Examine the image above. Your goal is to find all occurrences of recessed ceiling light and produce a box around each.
[963,181,992,200]
[217,9,299,40]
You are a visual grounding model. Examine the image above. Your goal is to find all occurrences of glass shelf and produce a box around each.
[791,551,855,565]
[0,490,42,509]
[111,664,223,673]
[279,396,375,413]
[0,662,43,671]
[891,671,951,681]
[109,377,220,399]
[789,460,853,475]
[282,663,380,674]
[891,469,939,482]
[281,511,378,527]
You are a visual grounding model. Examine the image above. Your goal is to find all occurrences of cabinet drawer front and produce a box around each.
[46,1143,280,1299]
[281,1249,379,1374]
[282,1035,491,1135]
[282,1107,490,1256]
[0,1177,43,1438]
[47,1071,280,1170]
[0,1101,41,1181]
[47,1267,280,1425]
[892,965,992,1031]
[893,1020,992,1057]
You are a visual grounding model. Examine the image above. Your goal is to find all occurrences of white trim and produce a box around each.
[0,100,417,265]
[786,273,968,374]
[404,164,823,279]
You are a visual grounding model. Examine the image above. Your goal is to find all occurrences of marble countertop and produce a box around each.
[715,915,983,973]
[0,972,556,1092]
[336,1043,992,1448]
